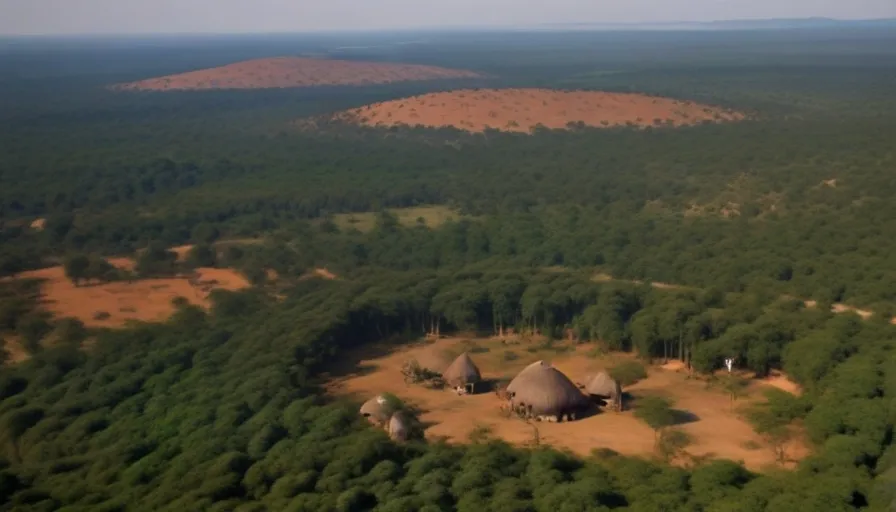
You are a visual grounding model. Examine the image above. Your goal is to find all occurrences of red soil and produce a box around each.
[332,88,743,133]
[14,262,250,328]
[111,57,481,91]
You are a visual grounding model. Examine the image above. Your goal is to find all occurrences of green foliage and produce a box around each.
[186,244,218,269]
[63,254,118,285]
[135,242,179,277]
[0,29,895,510]
[657,429,692,463]
[609,361,648,388]
[634,395,676,437]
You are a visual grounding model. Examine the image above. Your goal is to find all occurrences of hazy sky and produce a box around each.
[2,0,895,35]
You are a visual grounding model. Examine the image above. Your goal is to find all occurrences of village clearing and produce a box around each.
[326,336,807,472]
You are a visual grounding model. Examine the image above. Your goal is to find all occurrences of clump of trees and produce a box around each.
[63,254,120,285]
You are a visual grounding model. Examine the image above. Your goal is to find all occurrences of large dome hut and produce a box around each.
[388,413,410,441]
[442,352,482,395]
[581,371,623,411]
[359,395,392,426]
[506,360,588,421]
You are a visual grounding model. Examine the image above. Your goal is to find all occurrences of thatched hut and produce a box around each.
[442,352,482,395]
[388,413,409,441]
[506,360,588,421]
[581,371,623,411]
[359,395,392,425]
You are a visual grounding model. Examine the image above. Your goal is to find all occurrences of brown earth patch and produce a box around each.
[14,264,250,328]
[759,370,803,396]
[331,88,743,133]
[313,268,337,280]
[326,337,806,471]
[111,57,481,91]
[1,337,30,365]
[29,218,46,231]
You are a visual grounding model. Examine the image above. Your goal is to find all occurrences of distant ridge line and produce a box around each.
[531,17,896,31]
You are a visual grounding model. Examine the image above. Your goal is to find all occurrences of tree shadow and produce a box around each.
[574,403,603,420]
[317,341,406,380]
[622,394,700,424]
[474,378,511,395]
[670,409,700,425]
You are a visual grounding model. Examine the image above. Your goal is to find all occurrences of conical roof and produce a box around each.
[507,361,587,416]
[442,352,482,387]
[582,371,622,399]
[360,395,392,424]
[388,413,409,441]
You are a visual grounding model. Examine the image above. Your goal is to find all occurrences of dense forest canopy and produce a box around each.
[1,28,896,510]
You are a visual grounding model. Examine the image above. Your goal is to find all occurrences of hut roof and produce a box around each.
[507,361,587,416]
[360,395,392,424]
[442,352,482,387]
[582,371,622,398]
[388,413,409,441]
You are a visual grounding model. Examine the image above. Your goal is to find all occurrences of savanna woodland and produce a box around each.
[1,27,896,511]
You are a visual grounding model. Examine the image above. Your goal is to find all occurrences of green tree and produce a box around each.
[634,395,676,446]
[63,254,90,286]
[187,244,218,268]
[609,360,647,388]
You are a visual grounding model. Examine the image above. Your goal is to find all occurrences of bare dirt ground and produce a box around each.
[14,262,250,328]
[2,336,30,364]
[312,268,337,280]
[326,336,806,471]
[332,88,743,133]
[111,57,481,91]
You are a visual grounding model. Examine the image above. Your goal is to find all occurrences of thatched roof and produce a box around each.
[442,352,482,387]
[507,360,587,416]
[582,372,622,399]
[360,395,392,424]
[388,413,409,441]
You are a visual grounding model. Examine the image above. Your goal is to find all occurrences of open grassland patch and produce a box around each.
[111,57,481,91]
[330,205,470,233]
[326,336,807,471]
[330,88,743,133]
[12,262,250,328]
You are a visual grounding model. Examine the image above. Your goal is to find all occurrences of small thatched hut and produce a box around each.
[442,352,482,394]
[506,360,588,421]
[388,413,409,441]
[359,395,392,425]
[581,371,623,411]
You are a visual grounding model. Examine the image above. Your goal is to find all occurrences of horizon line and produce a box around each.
[2,16,895,39]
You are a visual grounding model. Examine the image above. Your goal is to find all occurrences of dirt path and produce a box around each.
[594,271,894,324]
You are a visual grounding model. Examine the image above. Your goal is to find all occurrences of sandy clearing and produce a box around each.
[14,265,250,328]
[326,337,806,471]
[313,268,337,280]
[1,337,31,365]
[804,299,887,322]
[332,88,743,133]
[111,57,480,91]
[759,370,803,396]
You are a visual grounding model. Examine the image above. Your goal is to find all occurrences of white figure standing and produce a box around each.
[724,358,734,373]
